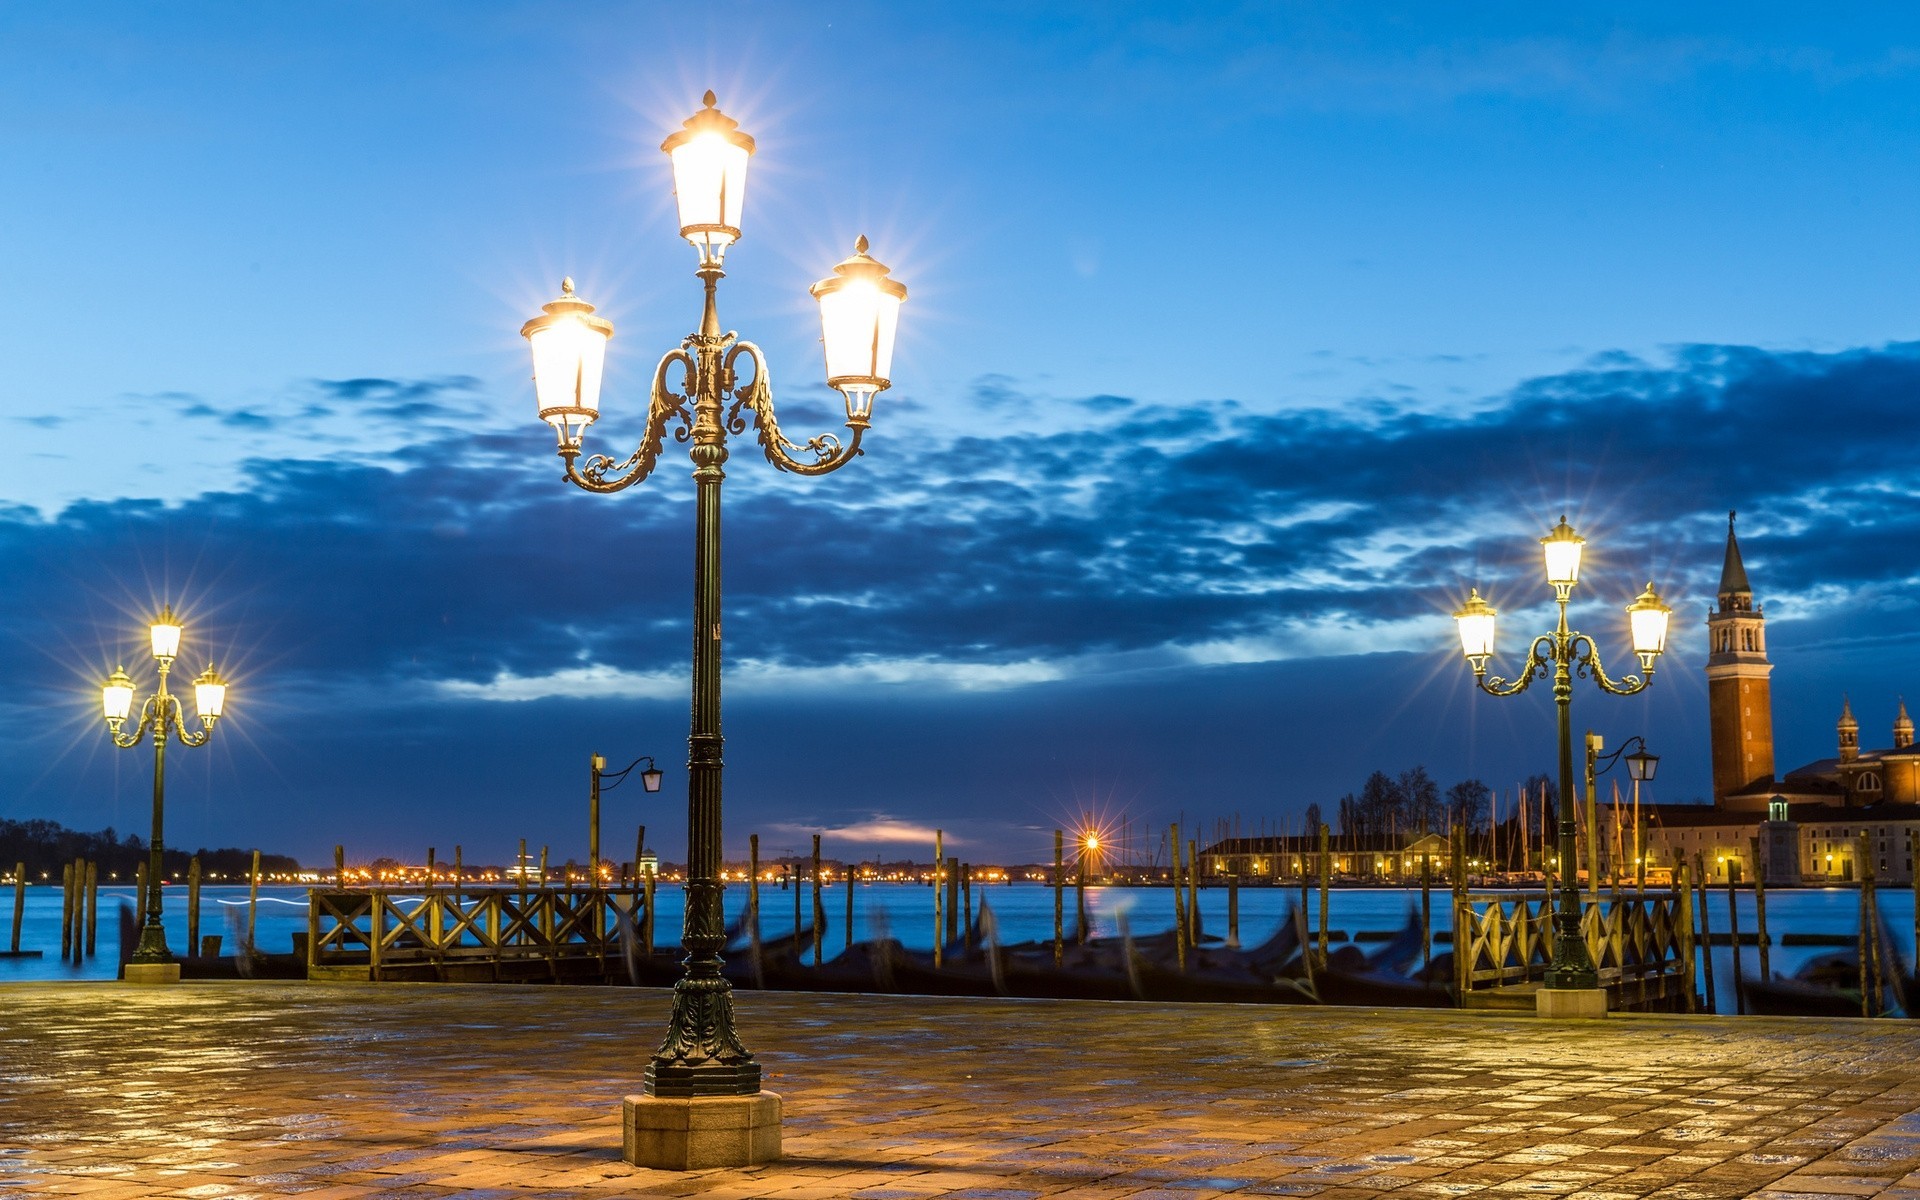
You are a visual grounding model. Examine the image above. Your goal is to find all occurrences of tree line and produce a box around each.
[1302,769,1560,840]
[0,817,300,880]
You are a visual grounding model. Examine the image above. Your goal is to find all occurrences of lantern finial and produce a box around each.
[703,89,717,108]
[561,276,575,296]
[855,233,869,254]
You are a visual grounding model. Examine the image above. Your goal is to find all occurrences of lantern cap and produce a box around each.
[660,91,756,156]
[519,278,615,341]
[809,236,908,302]
[1452,587,1495,621]
[1626,580,1671,615]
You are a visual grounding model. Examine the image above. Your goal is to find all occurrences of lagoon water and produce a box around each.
[1,880,1905,1014]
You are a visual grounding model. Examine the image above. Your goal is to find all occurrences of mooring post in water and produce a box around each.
[642,870,655,957]
[10,862,25,953]
[1188,839,1202,943]
[811,834,823,967]
[1318,823,1331,967]
[1858,831,1875,1018]
[248,849,262,953]
[792,856,803,955]
[1726,869,1745,1015]
[1420,857,1432,974]
[961,862,973,951]
[844,857,854,950]
[1227,867,1239,950]
[134,861,148,943]
[748,832,760,943]
[933,829,944,969]
[1673,860,1695,1012]
[1051,828,1063,967]
[59,863,72,960]
[1750,835,1770,981]
[1170,823,1186,972]
[84,861,98,958]
[1693,852,1716,1014]
[453,845,464,906]
[186,855,202,958]
[1074,851,1087,945]
[334,844,345,889]
[71,858,85,964]
[426,846,436,888]
[1911,830,1920,986]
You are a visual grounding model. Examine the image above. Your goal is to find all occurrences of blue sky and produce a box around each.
[2,5,1918,866]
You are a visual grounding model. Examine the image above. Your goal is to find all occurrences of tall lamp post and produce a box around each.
[520,92,905,1168]
[1586,735,1657,891]
[1453,517,1670,1011]
[100,607,229,985]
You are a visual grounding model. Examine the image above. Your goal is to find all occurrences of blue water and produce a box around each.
[0,881,1904,1015]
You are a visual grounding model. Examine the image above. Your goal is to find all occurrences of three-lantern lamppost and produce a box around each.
[1453,517,1670,1001]
[520,92,904,1167]
[100,607,229,985]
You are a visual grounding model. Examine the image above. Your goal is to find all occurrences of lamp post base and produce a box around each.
[1536,987,1607,1019]
[123,962,182,985]
[623,1091,782,1169]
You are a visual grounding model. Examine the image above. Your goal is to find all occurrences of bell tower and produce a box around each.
[1707,511,1775,808]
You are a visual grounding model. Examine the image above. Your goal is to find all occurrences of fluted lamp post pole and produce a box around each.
[520,92,906,1170]
[101,606,229,985]
[1453,517,1670,1018]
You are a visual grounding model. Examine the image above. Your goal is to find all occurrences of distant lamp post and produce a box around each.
[590,753,664,882]
[520,91,904,1167]
[1453,517,1670,1003]
[1585,734,1658,892]
[101,606,228,985]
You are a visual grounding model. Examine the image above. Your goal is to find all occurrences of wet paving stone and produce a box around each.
[3,984,1920,1196]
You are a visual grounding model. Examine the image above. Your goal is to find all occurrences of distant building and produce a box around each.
[1645,513,1920,884]
[1199,833,1451,881]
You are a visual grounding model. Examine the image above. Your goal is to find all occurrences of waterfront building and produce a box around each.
[1199,832,1451,881]
[1643,514,1920,884]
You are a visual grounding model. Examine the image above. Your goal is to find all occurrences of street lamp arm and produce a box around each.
[170,706,213,748]
[110,696,159,748]
[564,348,697,494]
[1592,733,1651,776]
[724,340,866,476]
[1477,635,1555,697]
[1571,632,1650,696]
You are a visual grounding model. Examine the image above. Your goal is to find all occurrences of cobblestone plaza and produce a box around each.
[4,983,1920,1198]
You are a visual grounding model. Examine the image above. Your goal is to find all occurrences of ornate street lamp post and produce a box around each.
[520,92,905,1168]
[1453,517,1670,1009]
[100,606,229,985]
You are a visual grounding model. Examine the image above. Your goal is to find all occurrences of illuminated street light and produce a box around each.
[100,605,229,985]
[518,91,904,1167]
[1453,517,1669,995]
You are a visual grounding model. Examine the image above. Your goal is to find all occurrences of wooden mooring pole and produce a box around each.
[248,849,262,953]
[1676,858,1697,1013]
[748,833,760,940]
[811,835,823,968]
[1187,839,1201,942]
[933,829,944,969]
[1227,866,1239,949]
[1170,823,1186,972]
[1693,853,1716,1014]
[844,857,854,950]
[187,856,202,958]
[1726,871,1745,1015]
[1750,835,1770,982]
[1317,823,1331,967]
[10,862,25,953]
[1051,829,1062,967]
[1074,851,1087,945]
[84,860,98,958]
[59,863,73,961]
[334,845,345,888]
[961,863,973,951]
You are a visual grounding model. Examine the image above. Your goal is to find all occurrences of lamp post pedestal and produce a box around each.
[123,961,182,985]
[623,1092,783,1170]
[1536,987,1607,1019]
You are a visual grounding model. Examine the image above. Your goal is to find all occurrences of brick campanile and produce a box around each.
[1706,511,1776,807]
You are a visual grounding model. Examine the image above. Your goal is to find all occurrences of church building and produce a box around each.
[1644,513,1920,885]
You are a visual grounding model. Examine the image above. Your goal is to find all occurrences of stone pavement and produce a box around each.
[5,984,1920,1199]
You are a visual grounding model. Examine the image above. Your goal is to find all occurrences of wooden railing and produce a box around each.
[1453,890,1693,1011]
[308,886,652,982]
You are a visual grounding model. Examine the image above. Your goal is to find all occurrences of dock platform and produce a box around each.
[4,981,1920,1197]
